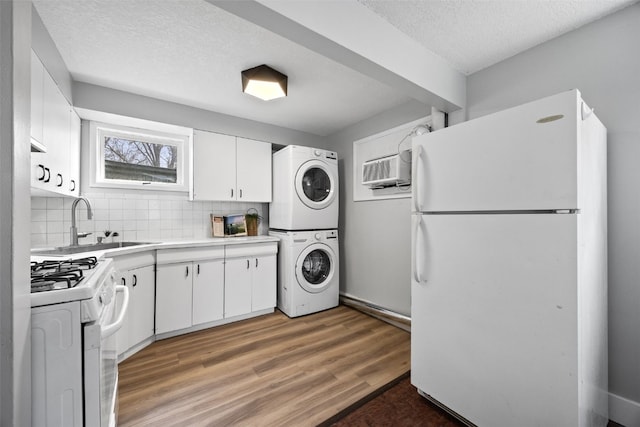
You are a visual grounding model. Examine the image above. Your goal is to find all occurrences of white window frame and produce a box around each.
[89,121,191,192]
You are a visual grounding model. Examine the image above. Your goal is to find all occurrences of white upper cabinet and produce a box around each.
[236,137,272,202]
[68,109,81,196]
[30,50,81,197]
[30,51,45,150]
[192,130,272,202]
[192,131,236,201]
[43,70,70,191]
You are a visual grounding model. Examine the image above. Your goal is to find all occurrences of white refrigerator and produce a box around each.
[411,89,608,427]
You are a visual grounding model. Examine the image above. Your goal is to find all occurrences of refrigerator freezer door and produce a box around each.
[412,90,581,212]
[411,213,579,426]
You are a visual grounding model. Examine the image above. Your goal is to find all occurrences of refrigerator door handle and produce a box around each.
[412,215,425,283]
[412,144,423,212]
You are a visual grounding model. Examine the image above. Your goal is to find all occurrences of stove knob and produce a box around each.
[102,290,112,305]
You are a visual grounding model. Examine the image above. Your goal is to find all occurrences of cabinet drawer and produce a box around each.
[225,242,277,259]
[157,246,224,265]
[110,251,156,271]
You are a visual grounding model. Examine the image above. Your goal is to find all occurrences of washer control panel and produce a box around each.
[324,230,338,240]
[285,229,338,243]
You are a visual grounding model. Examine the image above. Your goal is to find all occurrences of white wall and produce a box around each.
[326,100,428,316]
[467,4,640,425]
[31,4,72,103]
[72,81,326,149]
[0,1,32,425]
[329,5,640,424]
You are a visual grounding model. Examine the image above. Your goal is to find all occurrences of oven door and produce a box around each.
[84,284,129,427]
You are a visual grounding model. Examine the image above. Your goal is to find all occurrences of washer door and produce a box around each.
[295,160,337,210]
[295,243,336,293]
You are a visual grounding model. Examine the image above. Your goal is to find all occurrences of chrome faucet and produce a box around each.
[70,197,93,246]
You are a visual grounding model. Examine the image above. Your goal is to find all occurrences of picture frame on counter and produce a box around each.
[210,214,247,237]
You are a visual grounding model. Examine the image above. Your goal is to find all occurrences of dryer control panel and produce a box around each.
[314,230,338,241]
[324,230,338,240]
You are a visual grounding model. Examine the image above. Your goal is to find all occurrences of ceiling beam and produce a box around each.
[209,0,466,112]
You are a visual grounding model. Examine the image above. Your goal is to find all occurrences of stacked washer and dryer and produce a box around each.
[269,145,340,318]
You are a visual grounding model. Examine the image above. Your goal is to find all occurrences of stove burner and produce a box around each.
[30,256,98,293]
[30,281,56,293]
[31,256,98,273]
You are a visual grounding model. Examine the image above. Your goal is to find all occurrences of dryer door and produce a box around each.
[295,243,336,293]
[295,160,337,210]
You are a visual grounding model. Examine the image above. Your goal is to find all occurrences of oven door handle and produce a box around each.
[101,285,130,339]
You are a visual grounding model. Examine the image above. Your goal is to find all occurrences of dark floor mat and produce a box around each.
[318,372,464,427]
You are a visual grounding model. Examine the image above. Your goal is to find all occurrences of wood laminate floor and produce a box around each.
[117,305,411,426]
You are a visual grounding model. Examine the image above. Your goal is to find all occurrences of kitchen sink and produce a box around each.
[32,241,156,255]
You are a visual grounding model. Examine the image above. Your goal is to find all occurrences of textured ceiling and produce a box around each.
[33,0,412,136]
[358,0,638,75]
[34,0,637,136]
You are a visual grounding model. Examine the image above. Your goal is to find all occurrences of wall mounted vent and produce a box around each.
[362,152,411,189]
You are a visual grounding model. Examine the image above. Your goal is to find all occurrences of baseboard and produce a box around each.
[609,392,640,427]
[340,294,411,332]
[154,308,275,341]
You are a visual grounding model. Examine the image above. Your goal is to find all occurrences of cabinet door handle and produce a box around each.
[132,274,137,287]
[246,259,250,269]
[230,188,234,198]
[197,264,200,275]
[70,179,76,191]
[56,173,63,187]
[186,266,189,277]
[256,258,258,268]
[44,167,50,183]
[37,164,46,181]
[121,277,126,286]
[239,189,243,199]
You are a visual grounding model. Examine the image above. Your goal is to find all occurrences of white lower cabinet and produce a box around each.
[192,258,225,325]
[112,241,277,347]
[224,257,253,318]
[224,243,277,318]
[111,251,156,359]
[155,246,225,335]
[128,265,155,347]
[155,262,194,334]
[251,254,277,312]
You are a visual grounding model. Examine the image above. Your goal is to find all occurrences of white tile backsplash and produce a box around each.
[31,193,267,248]
[32,198,47,209]
[47,221,64,234]
[32,210,47,222]
[135,200,148,210]
[46,198,63,209]
[109,199,124,210]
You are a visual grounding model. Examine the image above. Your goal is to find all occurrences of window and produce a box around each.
[90,121,190,191]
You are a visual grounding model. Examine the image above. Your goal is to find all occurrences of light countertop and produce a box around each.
[31,235,279,260]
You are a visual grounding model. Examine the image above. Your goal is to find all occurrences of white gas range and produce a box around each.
[30,255,129,427]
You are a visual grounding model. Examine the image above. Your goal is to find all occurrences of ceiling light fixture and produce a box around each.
[241,64,288,101]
